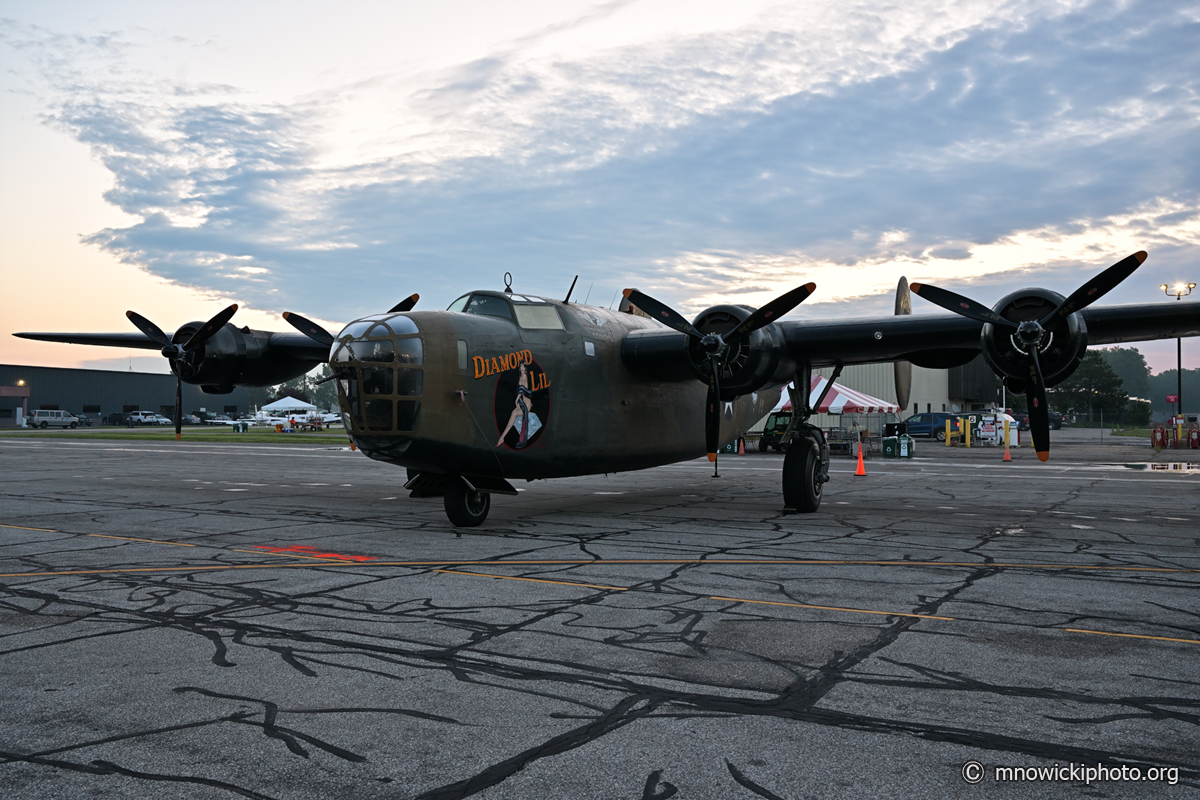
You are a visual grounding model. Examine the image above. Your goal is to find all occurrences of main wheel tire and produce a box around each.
[935,430,946,441]
[782,437,823,513]
[444,479,491,527]
[758,437,768,453]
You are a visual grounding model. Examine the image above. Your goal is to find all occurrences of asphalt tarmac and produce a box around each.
[1,431,1198,799]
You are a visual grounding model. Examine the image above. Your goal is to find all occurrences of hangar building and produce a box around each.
[0,364,250,426]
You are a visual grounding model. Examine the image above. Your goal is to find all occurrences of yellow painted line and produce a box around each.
[433,568,627,591]
[87,533,196,547]
[1063,628,1200,646]
[0,563,326,578]
[358,559,1200,574]
[0,523,58,532]
[711,595,955,621]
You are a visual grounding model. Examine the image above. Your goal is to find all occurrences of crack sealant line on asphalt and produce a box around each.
[1,557,1196,647]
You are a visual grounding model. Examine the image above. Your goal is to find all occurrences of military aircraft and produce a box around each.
[15,252,1200,526]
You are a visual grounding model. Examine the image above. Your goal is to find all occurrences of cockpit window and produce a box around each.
[513,304,564,330]
[447,295,469,312]
[464,295,514,320]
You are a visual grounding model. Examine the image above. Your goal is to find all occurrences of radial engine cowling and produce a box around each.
[169,322,321,392]
[980,289,1088,390]
[687,304,796,397]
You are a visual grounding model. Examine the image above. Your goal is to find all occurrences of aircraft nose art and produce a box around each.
[330,313,424,448]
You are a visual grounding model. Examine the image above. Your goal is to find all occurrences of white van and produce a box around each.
[29,410,81,429]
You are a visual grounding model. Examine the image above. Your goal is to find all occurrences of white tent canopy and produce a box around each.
[780,375,900,414]
[261,397,318,413]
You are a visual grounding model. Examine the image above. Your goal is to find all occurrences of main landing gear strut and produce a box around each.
[777,364,836,513]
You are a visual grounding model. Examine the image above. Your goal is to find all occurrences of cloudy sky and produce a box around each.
[2,0,1198,374]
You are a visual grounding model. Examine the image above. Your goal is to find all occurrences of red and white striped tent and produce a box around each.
[780,375,900,415]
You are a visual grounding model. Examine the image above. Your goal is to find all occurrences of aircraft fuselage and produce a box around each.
[331,295,780,480]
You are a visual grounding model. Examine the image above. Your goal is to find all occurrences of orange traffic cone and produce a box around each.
[855,442,866,476]
[1002,442,1011,462]
[737,437,746,456]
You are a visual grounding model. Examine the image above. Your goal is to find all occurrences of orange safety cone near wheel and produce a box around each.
[1003,443,1011,462]
[855,442,867,476]
[737,437,745,455]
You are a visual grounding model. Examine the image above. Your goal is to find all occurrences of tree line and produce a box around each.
[1005,346,1198,425]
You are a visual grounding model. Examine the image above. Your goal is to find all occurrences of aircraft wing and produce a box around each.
[779,301,1200,368]
[12,331,165,350]
[13,329,330,361]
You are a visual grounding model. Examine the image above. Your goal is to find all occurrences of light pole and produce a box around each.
[1161,282,1196,419]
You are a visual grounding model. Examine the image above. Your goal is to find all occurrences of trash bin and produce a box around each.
[232,421,248,433]
[898,434,915,458]
[882,436,899,458]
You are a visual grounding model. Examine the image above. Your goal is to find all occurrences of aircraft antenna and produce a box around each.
[583,282,593,304]
[503,272,513,294]
[563,275,579,303]
[608,290,618,309]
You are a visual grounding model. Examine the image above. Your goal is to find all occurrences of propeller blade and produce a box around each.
[388,294,420,314]
[1040,251,1147,326]
[1025,348,1051,462]
[282,311,335,346]
[622,289,703,338]
[175,374,183,441]
[706,356,721,471]
[125,311,173,347]
[184,304,239,352]
[909,283,1018,330]
[726,282,817,342]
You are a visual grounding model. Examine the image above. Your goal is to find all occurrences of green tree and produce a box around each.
[1048,351,1126,420]
[1094,346,1150,399]
[1149,367,1200,418]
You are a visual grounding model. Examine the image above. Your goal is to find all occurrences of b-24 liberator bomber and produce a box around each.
[16,252,1200,526]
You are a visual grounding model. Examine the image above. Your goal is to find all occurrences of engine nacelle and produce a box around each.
[980,289,1088,389]
[169,323,324,392]
[688,304,796,397]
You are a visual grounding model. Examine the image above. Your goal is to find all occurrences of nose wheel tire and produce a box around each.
[782,437,823,513]
[444,479,491,527]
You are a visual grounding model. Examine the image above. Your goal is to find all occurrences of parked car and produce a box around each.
[27,410,81,429]
[192,411,235,425]
[125,411,171,426]
[1011,410,1064,431]
[69,414,94,427]
[904,412,962,441]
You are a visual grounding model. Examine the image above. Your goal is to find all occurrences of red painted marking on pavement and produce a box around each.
[252,545,377,562]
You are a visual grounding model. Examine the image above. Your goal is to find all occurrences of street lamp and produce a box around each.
[1161,282,1196,420]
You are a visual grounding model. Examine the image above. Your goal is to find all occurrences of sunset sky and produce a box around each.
[2,0,1198,374]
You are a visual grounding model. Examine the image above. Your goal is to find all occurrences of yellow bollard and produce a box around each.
[945,419,952,446]
[963,418,971,448]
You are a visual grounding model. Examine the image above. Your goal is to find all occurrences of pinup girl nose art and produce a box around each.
[492,358,551,450]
